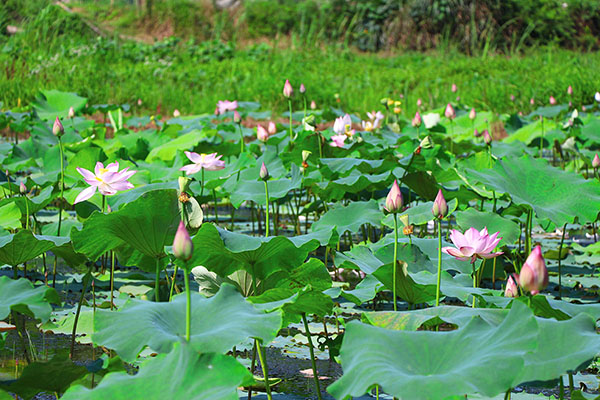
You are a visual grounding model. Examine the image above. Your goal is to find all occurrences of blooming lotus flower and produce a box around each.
[334,114,352,135]
[442,227,503,263]
[567,85,573,95]
[412,112,422,127]
[268,121,277,135]
[367,111,384,128]
[432,189,448,219]
[53,117,64,137]
[283,80,293,98]
[593,153,600,168]
[361,120,374,132]
[330,134,347,147]
[385,180,403,213]
[74,162,136,204]
[519,245,548,295]
[549,96,557,105]
[504,274,519,297]
[469,108,476,120]
[451,83,457,93]
[417,98,422,107]
[180,152,225,175]
[173,221,193,261]
[444,103,455,120]
[216,100,238,115]
[299,83,306,94]
[257,124,269,142]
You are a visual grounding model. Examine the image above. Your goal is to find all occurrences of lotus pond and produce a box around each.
[0,86,599,400]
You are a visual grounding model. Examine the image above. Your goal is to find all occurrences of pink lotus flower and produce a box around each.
[216,100,238,115]
[473,128,480,137]
[530,98,535,105]
[385,180,403,213]
[268,121,277,135]
[333,114,352,135]
[451,83,457,93]
[442,227,503,263]
[412,112,422,127]
[444,103,455,120]
[549,96,557,105]
[469,108,476,120]
[330,134,347,148]
[299,83,306,94]
[257,124,269,142]
[283,80,293,98]
[504,274,519,297]
[432,189,448,219]
[180,152,225,175]
[417,98,422,107]
[367,111,384,128]
[74,162,136,204]
[173,221,193,261]
[53,117,64,137]
[519,245,548,295]
[483,129,492,145]
[310,100,317,110]
[567,85,573,95]
[510,94,515,102]
[593,153,600,168]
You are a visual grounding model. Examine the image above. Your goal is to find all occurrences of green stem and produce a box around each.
[288,99,293,141]
[303,95,307,120]
[200,168,205,198]
[435,219,443,307]
[302,313,322,400]
[24,194,29,230]
[526,209,532,256]
[264,181,270,237]
[213,189,219,224]
[169,265,179,301]
[256,339,272,400]
[110,251,115,310]
[155,258,161,302]
[559,376,565,400]
[238,124,245,153]
[568,372,574,393]
[557,223,567,299]
[57,138,65,236]
[70,272,90,359]
[392,213,399,311]
[504,389,511,400]
[184,264,191,342]
[472,262,477,308]
[248,342,257,400]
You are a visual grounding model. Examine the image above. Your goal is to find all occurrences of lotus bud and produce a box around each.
[387,99,394,107]
[173,109,181,117]
[53,117,64,137]
[257,124,269,142]
[592,153,600,168]
[456,96,461,102]
[451,83,457,93]
[483,129,492,145]
[259,162,269,181]
[595,92,600,103]
[444,103,455,120]
[549,96,557,105]
[380,98,389,106]
[432,189,448,219]
[399,214,410,227]
[473,128,480,138]
[302,150,312,163]
[299,83,306,94]
[469,108,476,120]
[417,98,422,107]
[519,245,548,295]
[68,106,75,119]
[385,180,403,213]
[530,98,535,105]
[310,100,316,110]
[137,99,143,106]
[504,274,519,298]
[268,121,277,135]
[233,110,242,124]
[412,112,422,128]
[510,94,515,102]
[19,181,27,194]
[567,85,573,95]
[173,221,193,261]
[582,105,587,111]
[283,79,293,98]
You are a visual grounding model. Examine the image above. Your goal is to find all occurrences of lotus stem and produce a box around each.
[264,181,270,237]
[568,372,574,392]
[392,213,399,311]
[213,189,219,224]
[559,376,565,399]
[200,168,205,198]
[247,341,257,400]
[504,389,511,400]
[303,95,307,120]
[557,223,567,299]
[288,99,293,141]
[155,257,161,302]
[57,137,65,236]
[492,255,497,289]
[525,209,533,256]
[302,313,322,400]
[169,265,178,301]
[539,116,544,158]
[70,272,90,359]
[24,193,29,230]
[110,251,115,310]
[435,219,443,307]
[184,264,191,342]
[256,339,272,400]
[472,262,477,308]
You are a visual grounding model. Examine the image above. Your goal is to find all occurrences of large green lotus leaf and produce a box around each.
[0,230,69,266]
[0,202,21,229]
[61,343,252,400]
[0,185,55,215]
[314,170,391,201]
[0,277,60,321]
[455,208,521,244]
[0,352,88,400]
[312,200,382,236]
[41,307,95,344]
[466,156,600,225]
[327,302,538,400]
[92,284,281,362]
[319,158,387,175]
[504,119,560,144]
[187,224,324,280]
[229,163,302,208]
[145,129,211,162]
[580,118,600,144]
[263,258,332,293]
[31,90,87,121]
[108,182,179,210]
[72,189,180,261]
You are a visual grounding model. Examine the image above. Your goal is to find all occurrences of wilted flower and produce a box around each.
[549,96,557,105]
[268,121,277,135]
[444,103,455,120]
[451,83,457,93]
[469,108,476,120]
[432,189,448,219]
[53,117,64,137]
[310,100,317,110]
[173,109,181,118]
[504,274,519,297]
[330,134,347,148]
[180,152,225,175]
[68,107,75,119]
[334,114,352,135]
[216,100,238,115]
[592,153,600,168]
[283,80,293,98]
[442,227,503,263]
[74,162,136,204]
[567,85,573,96]
[519,245,548,295]
[259,162,269,181]
[483,129,492,145]
[257,124,269,142]
[385,180,403,213]
[299,83,306,94]
[412,112,422,128]
[173,221,193,261]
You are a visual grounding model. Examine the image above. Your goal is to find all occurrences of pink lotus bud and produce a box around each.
[530,98,535,105]
[549,96,557,105]
[257,124,269,142]
[592,153,600,168]
[310,100,316,110]
[259,162,269,181]
[137,99,143,106]
[483,129,492,145]
[567,85,573,95]
[173,109,181,117]
[473,128,480,137]
[444,103,455,120]
[456,96,461,102]
[595,92,600,103]
[233,110,242,124]
[417,98,422,107]
[504,274,519,298]
[283,79,293,98]
[432,189,448,219]
[19,182,26,194]
[268,121,277,135]
[451,83,457,93]
[53,117,64,137]
[469,108,476,120]
[519,245,548,295]
[412,112,422,127]
[173,221,193,261]
[385,180,403,213]
[582,105,587,111]
[510,94,515,102]
[300,83,306,94]
[68,106,75,119]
